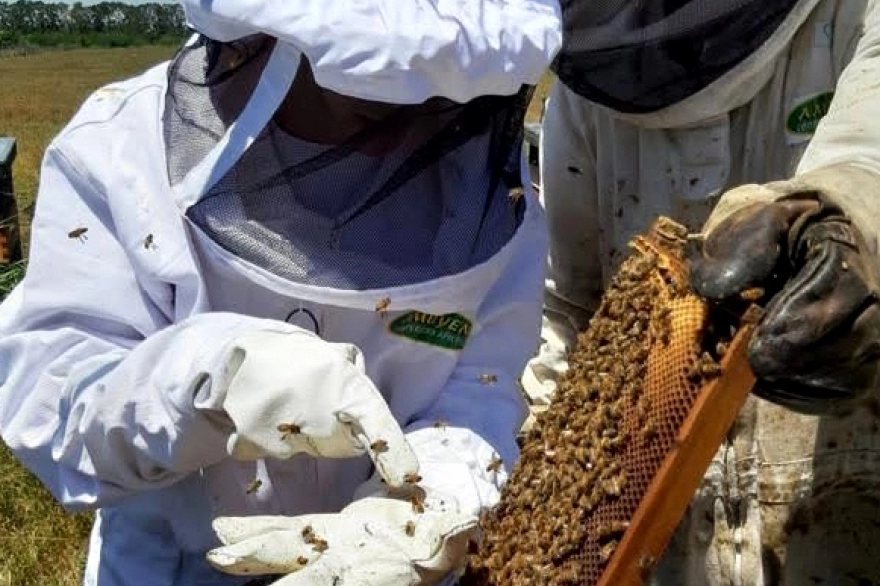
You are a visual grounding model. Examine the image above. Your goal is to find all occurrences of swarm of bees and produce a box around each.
[462,220,731,586]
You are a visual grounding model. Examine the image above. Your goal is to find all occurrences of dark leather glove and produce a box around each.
[689,192,880,416]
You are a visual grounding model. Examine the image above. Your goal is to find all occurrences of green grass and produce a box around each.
[0,257,94,586]
[0,45,555,586]
[0,260,24,300]
[0,45,178,586]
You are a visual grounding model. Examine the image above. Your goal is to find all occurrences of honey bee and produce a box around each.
[245,478,262,495]
[486,455,503,474]
[686,364,704,383]
[597,520,630,538]
[277,422,302,440]
[739,287,765,302]
[375,297,391,317]
[599,541,618,563]
[602,474,626,497]
[301,525,315,542]
[68,227,88,242]
[641,420,658,442]
[297,556,309,566]
[639,554,657,578]
[311,538,329,553]
[143,233,156,250]
[742,304,766,325]
[479,373,498,385]
[370,439,389,453]
[404,472,422,484]
[410,494,426,514]
[698,354,722,378]
[507,186,525,203]
[404,520,416,537]
[433,419,448,431]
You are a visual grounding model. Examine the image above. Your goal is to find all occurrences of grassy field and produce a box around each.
[0,45,179,586]
[1,45,181,255]
[0,45,554,586]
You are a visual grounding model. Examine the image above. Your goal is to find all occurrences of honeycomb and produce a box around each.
[462,217,756,586]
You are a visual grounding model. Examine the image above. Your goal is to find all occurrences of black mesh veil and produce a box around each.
[552,0,801,113]
[163,35,534,290]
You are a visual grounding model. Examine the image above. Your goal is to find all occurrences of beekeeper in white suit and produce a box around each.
[0,2,562,585]
[525,0,880,584]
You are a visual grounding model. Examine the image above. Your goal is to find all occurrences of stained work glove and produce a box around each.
[690,186,880,416]
[206,495,479,586]
[198,330,418,487]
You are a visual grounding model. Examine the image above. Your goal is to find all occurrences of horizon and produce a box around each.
[0,0,176,4]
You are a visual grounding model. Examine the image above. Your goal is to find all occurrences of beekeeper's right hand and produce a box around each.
[197,330,419,488]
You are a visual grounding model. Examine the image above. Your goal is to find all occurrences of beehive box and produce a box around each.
[462,217,756,586]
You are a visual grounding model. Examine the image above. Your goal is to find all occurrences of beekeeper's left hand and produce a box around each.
[206,493,478,586]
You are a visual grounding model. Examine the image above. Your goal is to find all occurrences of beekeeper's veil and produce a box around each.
[165,0,562,289]
[553,0,804,114]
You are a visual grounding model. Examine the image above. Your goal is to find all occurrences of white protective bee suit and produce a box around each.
[0,2,563,585]
[524,0,880,584]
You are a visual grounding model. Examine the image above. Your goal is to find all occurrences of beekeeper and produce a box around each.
[524,0,880,584]
[0,2,562,585]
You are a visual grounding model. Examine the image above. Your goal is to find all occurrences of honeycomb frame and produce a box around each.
[463,217,756,586]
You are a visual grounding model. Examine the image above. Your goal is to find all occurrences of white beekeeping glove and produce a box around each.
[199,330,418,487]
[206,495,479,586]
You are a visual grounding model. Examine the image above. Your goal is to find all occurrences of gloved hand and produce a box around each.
[689,187,880,416]
[205,494,479,586]
[198,330,418,487]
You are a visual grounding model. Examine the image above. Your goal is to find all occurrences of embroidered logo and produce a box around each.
[388,311,472,350]
[786,91,834,136]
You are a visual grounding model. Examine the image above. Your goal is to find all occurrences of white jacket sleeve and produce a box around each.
[399,205,548,518]
[709,1,880,252]
[0,144,307,510]
[788,0,880,254]
[180,0,562,105]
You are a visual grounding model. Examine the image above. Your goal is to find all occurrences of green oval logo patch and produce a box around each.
[787,91,834,135]
[389,311,472,350]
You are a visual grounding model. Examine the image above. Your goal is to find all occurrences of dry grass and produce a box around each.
[0,45,178,253]
[0,46,178,586]
[0,46,554,586]
[527,71,556,124]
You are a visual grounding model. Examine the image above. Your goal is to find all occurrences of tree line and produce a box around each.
[0,1,189,49]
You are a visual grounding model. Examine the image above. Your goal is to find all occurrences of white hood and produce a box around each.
[180,0,563,104]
